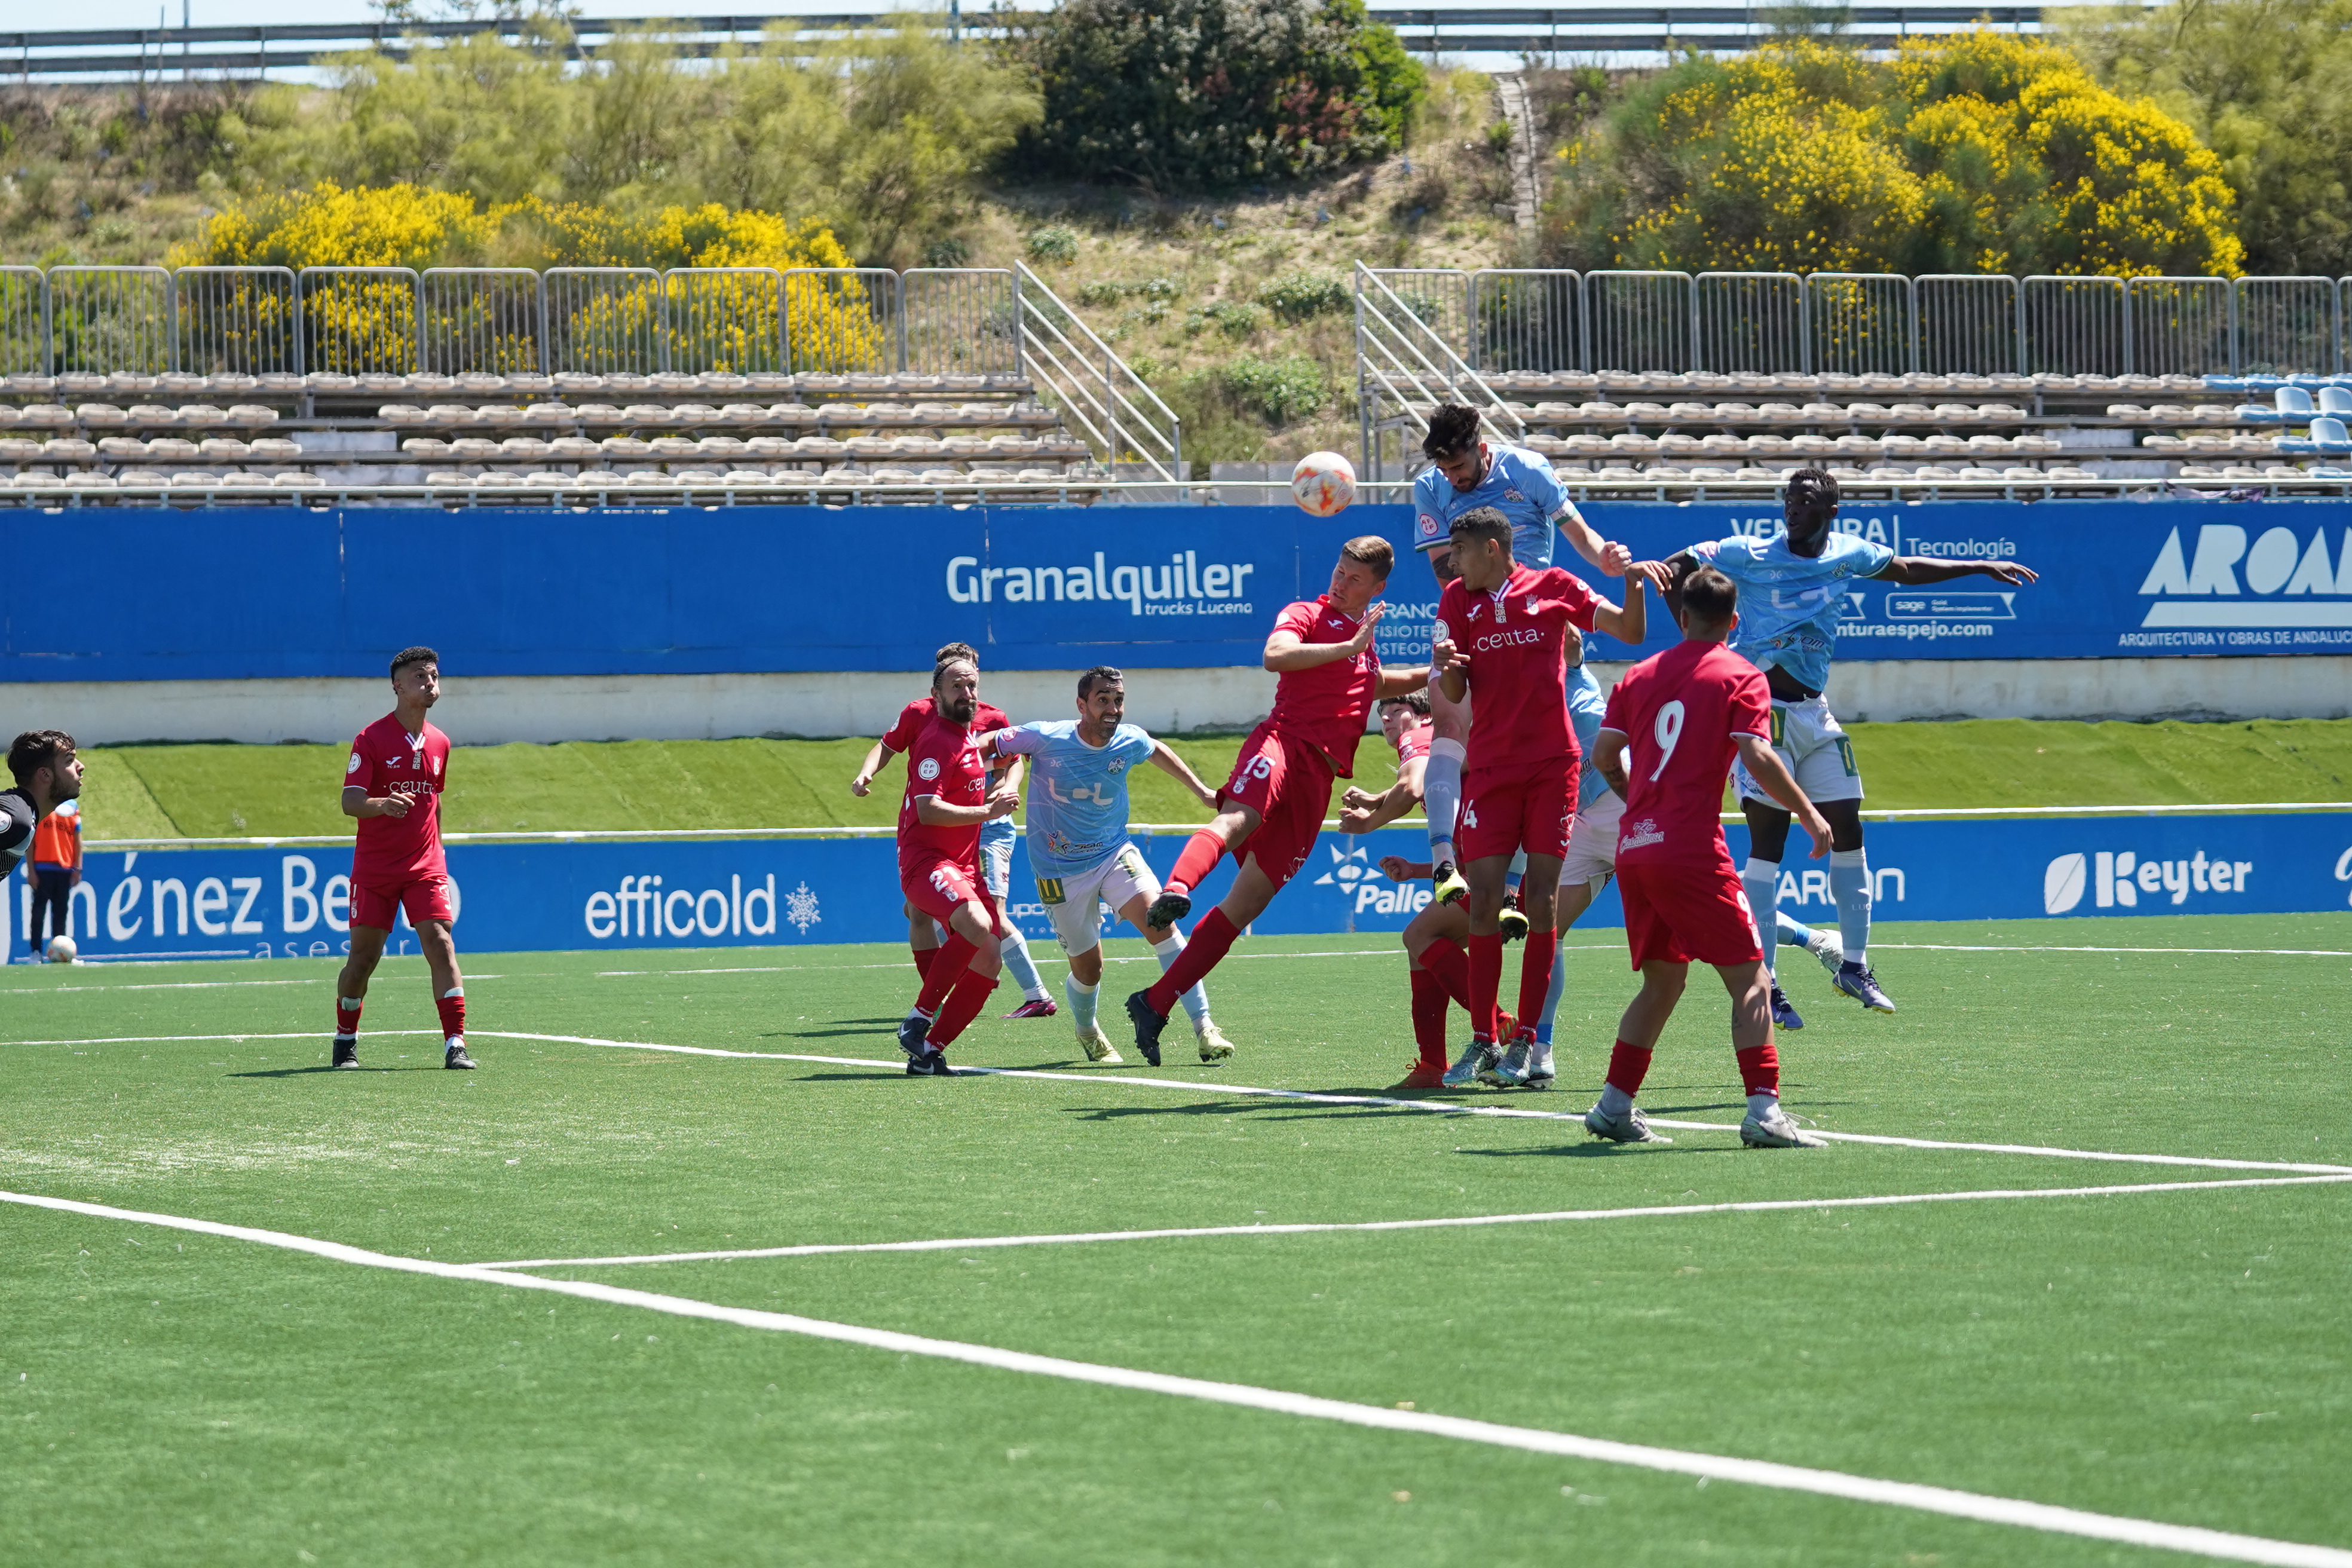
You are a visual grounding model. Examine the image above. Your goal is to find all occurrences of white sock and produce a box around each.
[1747,1092,1780,1119]
[1065,974,1100,1034]
[1151,933,1211,1024]
[1598,1082,1634,1117]
[999,923,1049,1000]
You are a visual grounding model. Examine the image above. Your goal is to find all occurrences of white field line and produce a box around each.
[9,1026,2350,1178]
[0,973,508,995]
[5,1189,2347,1568]
[477,1174,2352,1269]
[1873,944,2352,957]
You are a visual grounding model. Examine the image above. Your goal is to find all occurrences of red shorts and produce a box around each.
[1616,858,1763,969]
[1459,757,1576,863]
[902,852,999,926]
[349,872,456,933]
[1218,721,1337,893]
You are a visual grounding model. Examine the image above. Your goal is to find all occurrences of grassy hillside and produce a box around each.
[69,718,2352,843]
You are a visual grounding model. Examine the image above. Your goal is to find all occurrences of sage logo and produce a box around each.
[2042,849,2253,913]
[2137,524,2352,627]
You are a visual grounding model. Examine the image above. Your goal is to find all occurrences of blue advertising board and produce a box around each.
[3,498,2347,684]
[13,811,2348,963]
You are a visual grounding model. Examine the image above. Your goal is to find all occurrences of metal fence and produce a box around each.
[176,265,299,376]
[543,268,666,376]
[904,268,1019,377]
[422,268,542,376]
[1015,262,1180,480]
[48,266,173,377]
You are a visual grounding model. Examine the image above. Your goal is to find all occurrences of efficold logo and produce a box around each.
[2043,849,2255,913]
[2137,523,2352,628]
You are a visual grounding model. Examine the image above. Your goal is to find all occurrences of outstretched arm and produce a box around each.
[851,740,899,798]
[1558,506,1633,577]
[1872,556,2039,587]
[1341,755,1427,833]
[1266,604,1386,671]
[1590,577,1647,646]
[1147,740,1218,810]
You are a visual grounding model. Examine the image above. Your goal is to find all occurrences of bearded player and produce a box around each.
[333,647,472,1070]
[1584,565,1832,1149]
[4,732,83,900]
[1431,507,1645,1088]
[1125,537,1429,1064]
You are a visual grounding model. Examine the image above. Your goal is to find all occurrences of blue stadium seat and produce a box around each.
[2203,375,2246,393]
[2289,373,2330,388]
[2276,415,2350,454]
[2319,387,2352,416]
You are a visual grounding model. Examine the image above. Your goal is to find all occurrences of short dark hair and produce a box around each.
[932,656,977,692]
[1339,535,1394,581]
[1422,403,1481,460]
[935,641,979,666]
[1682,565,1740,625]
[8,730,75,788]
[390,646,439,679]
[1382,690,1432,716]
[1077,664,1124,701]
[1786,467,1840,536]
[1448,506,1512,553]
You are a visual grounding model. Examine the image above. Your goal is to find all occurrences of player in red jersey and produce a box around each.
[893,657,1021,1074]
[853,642,1055,1017]
[1584,565,1833,1149]
[1431,506,1646,1086]
[332,647,473,1070]
[1125,537,1430,1064]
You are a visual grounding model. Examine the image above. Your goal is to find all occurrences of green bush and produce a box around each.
[1183,301,1269,339]
[1208,354,1330,422]
[1005,0,1425,191]
[1025,224,1079,262]
[1254,268,1350,321]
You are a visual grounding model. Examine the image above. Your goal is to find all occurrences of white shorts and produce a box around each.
[981,832,1014,900]
[1559,788,1624,889]
[1732,694,1864,807]
[1035,842,1160,956]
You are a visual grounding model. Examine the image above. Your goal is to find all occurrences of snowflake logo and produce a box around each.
[1310,841,1372,899]
[784,881,822,933]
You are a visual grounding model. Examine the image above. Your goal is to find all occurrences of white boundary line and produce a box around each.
[4,1187,2346,1568]
[10,1027,2351,1177]
[477,1174,2352,1269]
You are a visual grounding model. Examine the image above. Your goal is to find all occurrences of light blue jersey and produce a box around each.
[1567,662,1610,810]
[1411,442,1576,568]
[1686,531,1895,693]
[993,720,1156,878]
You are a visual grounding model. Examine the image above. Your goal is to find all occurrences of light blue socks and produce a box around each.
[1829,848,1872,964]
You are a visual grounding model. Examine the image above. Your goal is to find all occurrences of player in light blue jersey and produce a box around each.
[1668,468,2039,1018]
[985,666,1233,1065]
[1409,403,1664,908]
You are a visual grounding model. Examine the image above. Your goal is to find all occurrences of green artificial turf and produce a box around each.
[74,717,2352,843]
[4,914,2348,1565]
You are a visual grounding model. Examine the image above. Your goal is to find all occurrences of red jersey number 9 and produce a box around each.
[1649,700,1686,782]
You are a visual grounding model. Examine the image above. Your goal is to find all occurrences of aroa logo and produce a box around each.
[2043,848,2253,912]
[2137,524,2352,628]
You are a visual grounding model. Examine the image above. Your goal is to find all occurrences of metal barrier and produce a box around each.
[1467,268,1578,374]
[2234,275,2336,377]
[1015,261,1180,480]
[298,266,419,376]
[903,268,1019,376]
[1368,269,1473,365]
[1915,274,2016,376]
[1696,271,1803,374]
[2020,274,2124,378]
[2126,276,2232,379]
[665,267,785,375]
[784,267,899,375]
[0,266,48,376]
[174,266,299,376]
[543,267,666,376]
[1806,272,1911,376]
[48,265,173,377]
[1354,263,1520,484]
[1587,270,1692,373]
[422,267,543,376]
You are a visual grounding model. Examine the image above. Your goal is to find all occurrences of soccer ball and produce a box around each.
[1291,451,1356,516]
[45,935,76,964]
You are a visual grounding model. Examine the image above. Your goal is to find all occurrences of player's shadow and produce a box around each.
[229,1065,436,1077]
[758,1019,902,1040]
[1064,1100,1474,1128]
[1457,1142,1714,1160]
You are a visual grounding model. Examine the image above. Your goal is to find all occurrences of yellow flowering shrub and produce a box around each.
[1545,32,2243,277]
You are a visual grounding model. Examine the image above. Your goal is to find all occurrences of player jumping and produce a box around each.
[1584,565,1832,1149]
[984,666,1233,1065]
[1125,537,1429,1064]
[893,657,1019,1075]
[1431,507,1646,1088]
[333,647,473,1070]
[1664,468,2039,1019]
[853,641,1056,1018]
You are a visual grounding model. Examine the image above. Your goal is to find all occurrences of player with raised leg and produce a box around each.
[893,658,1019,1075]
[1582,567,1832,1149]
[985,666,1232,1065]
[333,648,473,1071]
[1431,507,1646,1089]
[1126,538,1429,1064]
[1412,402,1644,908]
[1664,470,2037,1019]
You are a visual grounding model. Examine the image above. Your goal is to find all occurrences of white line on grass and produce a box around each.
[0,975,509,996]
[476,1174,2352,1269]
[4,1187,2345,1568]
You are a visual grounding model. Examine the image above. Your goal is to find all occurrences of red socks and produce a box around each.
[915,933,978,1013]
[1166,829,1226,898]
[1466,932,1503,1040]
[1737,1042,1780,1099]
[434,989,465,1040]
[1408,967,1450,1070]
[1147,908,1239,1014]
[912,947,938,981]
[335,996,363,1038]
[1514,929,1555,1037]
[1418,937,1471,1009]
[926,967,999,1048]
[1606,1039,1653,1096]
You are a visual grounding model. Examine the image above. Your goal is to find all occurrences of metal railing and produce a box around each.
[1,265,51,376]
[174,265,298,376]
[48,265,173,376]
[543,267,667,375]
[1016,261,1178,480]
[422,267,541,376]
[299,265,419,376]
[904,268,1019,377]
[1696,271,1803,374]
[1356,264,1523,484]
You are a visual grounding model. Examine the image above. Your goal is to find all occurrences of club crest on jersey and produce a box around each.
[346,753,362,775]
[1417,513,1441,540]
[917,757,942,781]
[1504,488,1525,503]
